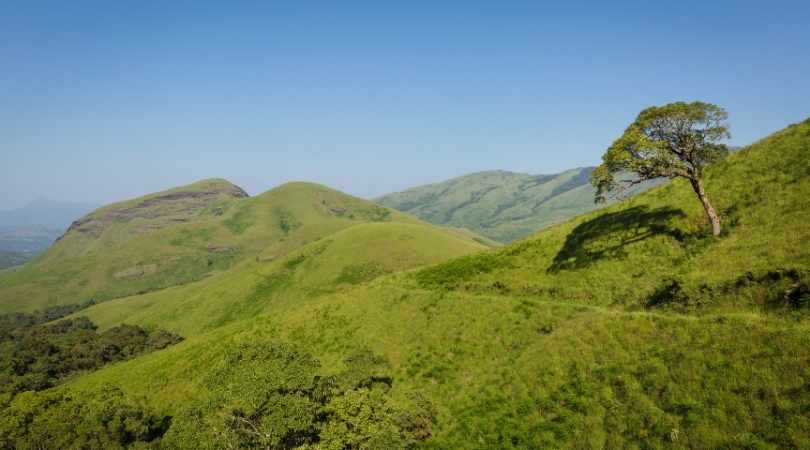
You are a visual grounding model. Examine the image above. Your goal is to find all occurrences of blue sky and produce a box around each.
[1,1,809,209]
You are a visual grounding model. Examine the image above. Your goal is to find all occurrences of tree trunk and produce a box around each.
[690,177,721,236]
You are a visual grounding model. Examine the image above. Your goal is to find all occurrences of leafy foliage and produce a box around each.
[0,385,169,450]
[592,101,729,200]
[592,101,730,235]
[0,300,95,339]
[162,343,434,449]
[0,307,182,398]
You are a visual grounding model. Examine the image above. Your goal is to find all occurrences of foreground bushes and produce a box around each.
[0,385,168,450]
[163,343,434,450]
[0,313,183,397]
[0,340,433,449]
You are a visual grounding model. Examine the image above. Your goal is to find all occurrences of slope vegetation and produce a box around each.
[378,168,657,242]
[77,221,488,336]
[0,179,487,313]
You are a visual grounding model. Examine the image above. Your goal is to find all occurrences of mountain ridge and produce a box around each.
[377,167,599,242]
[377,167,661,242]
[0,177,490,313]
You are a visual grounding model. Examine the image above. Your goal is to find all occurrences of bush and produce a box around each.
[162,343,434,450]
[0,385,169,449]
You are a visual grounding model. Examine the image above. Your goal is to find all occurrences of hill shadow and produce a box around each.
[548,206,685,273]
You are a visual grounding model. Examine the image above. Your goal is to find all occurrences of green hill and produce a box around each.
[0,179,489,313]
[377,167,658,243]
[75,221,489,336]
[54,119,810,448]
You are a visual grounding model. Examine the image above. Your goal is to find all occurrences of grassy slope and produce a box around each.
[0,179,482,313]
[377,167,657,243]
[69,119,810,448]
[77,221,488,336]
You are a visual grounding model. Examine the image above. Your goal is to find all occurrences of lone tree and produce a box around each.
[591,101,730,236]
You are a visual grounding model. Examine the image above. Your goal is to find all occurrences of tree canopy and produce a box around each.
[592,101,730,235]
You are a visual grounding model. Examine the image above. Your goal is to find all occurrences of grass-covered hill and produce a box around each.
[75,221,489,336]
[57,119,810,449]
[0,179,490,313]
[377,167,657,243]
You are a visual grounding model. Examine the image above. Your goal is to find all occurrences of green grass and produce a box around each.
[28,119,810,447]
[75,221,488,336]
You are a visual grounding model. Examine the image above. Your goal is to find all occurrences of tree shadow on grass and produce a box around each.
[548,206,686,273]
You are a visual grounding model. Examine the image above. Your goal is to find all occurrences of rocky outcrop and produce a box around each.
[58,181,249,241]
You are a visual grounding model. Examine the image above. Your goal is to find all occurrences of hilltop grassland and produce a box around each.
[0,180,489,313]
[61,119,810,448]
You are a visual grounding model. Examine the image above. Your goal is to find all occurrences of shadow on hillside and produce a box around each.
[548,206,685,273]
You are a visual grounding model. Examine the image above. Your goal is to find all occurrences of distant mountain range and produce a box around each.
[0,200,97,269]
[377,168,658,242]
[0,199,98,230]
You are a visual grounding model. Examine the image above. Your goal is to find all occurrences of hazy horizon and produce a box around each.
[2,1,809,210]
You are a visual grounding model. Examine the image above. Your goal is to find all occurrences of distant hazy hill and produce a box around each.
[0,178,490,312]
[0,225,63,269]
[0,225,61,252]
[0,199,97,229]
[0,201,97,268]
[377,168,662,242]
[379,168,658,242]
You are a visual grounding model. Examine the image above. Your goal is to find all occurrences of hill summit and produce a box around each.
[59,178,249,243]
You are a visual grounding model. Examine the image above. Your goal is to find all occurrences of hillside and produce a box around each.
[76,221,489,336]
[59,119,810,449]
[377,167,657,242]
[0,179,489,313]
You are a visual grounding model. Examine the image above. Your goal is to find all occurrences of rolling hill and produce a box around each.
[377,167,658,243]
[58,119,810,448]
[0,179,491,313]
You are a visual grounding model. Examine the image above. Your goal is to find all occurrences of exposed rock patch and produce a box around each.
[59,182,249,241]
[114,264,158,280]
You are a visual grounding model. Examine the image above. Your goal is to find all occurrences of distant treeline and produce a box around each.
[0,301,183,397]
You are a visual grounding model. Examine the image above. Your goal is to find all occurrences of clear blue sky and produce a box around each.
[1,0,809,209]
